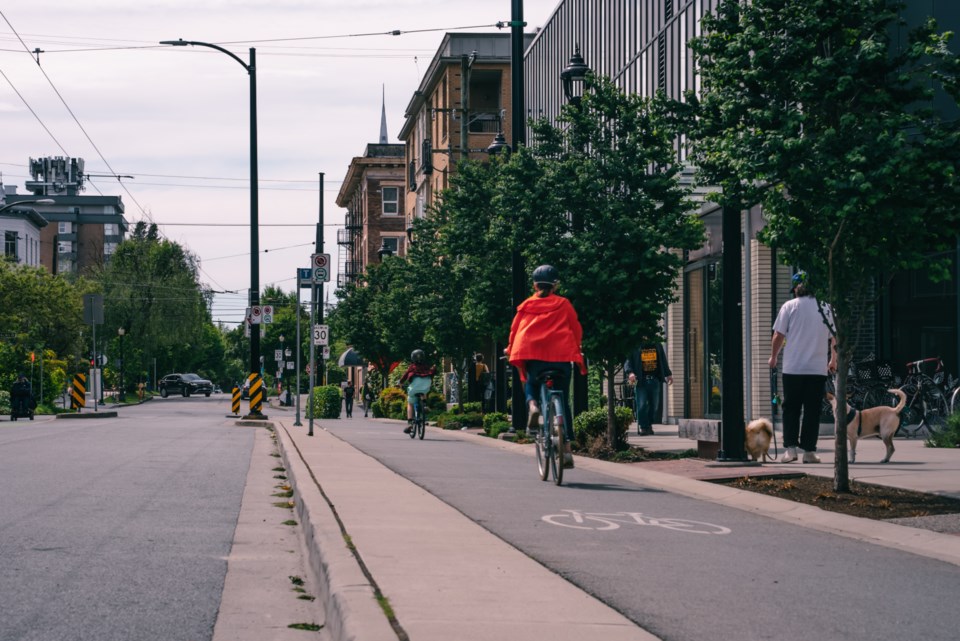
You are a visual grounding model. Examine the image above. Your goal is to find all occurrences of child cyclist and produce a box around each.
[505,264,586,469]
[398,349,436,434]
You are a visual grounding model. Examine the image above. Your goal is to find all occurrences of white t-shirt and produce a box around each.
[772,296,835,376]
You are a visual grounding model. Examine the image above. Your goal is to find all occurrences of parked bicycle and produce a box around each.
[898,357,950,437]
[533,368,567,486]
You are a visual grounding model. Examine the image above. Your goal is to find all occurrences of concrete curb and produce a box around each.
[56,410,119,419]
[275,424,396,641]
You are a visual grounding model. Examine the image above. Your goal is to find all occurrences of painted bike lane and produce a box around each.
[308,418,960,641]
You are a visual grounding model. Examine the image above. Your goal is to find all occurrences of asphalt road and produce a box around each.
[323,418,960,641]
[0,397,254,641]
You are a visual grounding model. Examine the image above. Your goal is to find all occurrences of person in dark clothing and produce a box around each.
[624,343,673,436]
[11,374,33,418]
[343,381,355,418]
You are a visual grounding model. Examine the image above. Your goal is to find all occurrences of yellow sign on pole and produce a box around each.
[71,373,87,410]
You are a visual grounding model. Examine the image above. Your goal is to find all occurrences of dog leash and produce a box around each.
[769,367,780,459]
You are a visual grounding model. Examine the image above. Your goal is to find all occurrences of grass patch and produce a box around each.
[376,594,395,620]
[273,474,287,480]
[273,501,295,509]
[288,623,323,631]
[272,467,285,472]
[297,594,316,601]
[272,489,294,498]
[282,520,298,526]
[289,575,304,586]
[343,534,355,551]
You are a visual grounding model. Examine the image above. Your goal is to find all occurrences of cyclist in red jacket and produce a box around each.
[505,265,586,468]
[398,349,436,434]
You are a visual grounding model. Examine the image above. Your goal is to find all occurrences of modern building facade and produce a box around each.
[6,157,127,275]
[524,0,959,425]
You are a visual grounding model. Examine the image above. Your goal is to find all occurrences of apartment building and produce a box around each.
[398,32,534,229]
[7,157,127,275]
[0,186,48,267]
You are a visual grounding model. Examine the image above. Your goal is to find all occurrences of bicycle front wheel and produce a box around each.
[549,394,565,486]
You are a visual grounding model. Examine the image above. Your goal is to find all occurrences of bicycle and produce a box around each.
[409,392,426,440]
[898,357,950,437]
[533,368,567,486]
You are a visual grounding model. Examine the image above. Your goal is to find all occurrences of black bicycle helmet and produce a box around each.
[411,349,425,363]
[532,264,559,285]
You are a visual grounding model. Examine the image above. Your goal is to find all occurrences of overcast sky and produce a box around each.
[1,0,560,327]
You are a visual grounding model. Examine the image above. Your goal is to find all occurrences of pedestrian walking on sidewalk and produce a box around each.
[343,380,355,418]
[768,271,837,463]
[624,342,672,436]
[362,382,374,417]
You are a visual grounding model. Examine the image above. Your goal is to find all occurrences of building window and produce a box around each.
[58,241,71,253]
[381,236,403,256]
[104,242,118,256]
[58,221,71,233]
[104,223,118,236]
[4,231,17,260]
[382,186,399,215]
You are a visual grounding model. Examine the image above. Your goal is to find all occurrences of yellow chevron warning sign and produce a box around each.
[71,373,86,410]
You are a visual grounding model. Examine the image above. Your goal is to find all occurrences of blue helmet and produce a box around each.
[791,271,808,290]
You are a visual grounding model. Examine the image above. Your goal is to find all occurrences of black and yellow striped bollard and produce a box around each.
[71,373,87,411]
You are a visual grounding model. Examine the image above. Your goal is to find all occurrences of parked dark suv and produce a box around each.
[159,373,214,398]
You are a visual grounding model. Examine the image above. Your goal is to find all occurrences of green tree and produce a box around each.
[332,258,422,390]
[689,0,960,490]
[521,76,704,447]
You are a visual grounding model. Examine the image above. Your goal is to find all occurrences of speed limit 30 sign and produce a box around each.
[313,324,329,346]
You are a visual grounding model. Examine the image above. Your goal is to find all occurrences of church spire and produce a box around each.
[379,85,388,144]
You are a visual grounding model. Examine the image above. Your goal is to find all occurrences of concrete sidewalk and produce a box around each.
[273,412,960,641]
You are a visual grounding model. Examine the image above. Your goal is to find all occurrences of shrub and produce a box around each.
[307,385,342,419]
[483,412,509,432]
[573,406,632,449]
[485,421,511,439]
[0,390,9,415]
[926,413,960,448]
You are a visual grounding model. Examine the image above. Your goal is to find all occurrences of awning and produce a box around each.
[338,347,366,367]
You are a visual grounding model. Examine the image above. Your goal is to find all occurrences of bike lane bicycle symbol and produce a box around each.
[542,509,731,535]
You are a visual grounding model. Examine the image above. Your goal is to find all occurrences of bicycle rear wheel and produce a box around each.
[897,384,923,437]
[535,410,549,481]
[921,387,949,435]
[417,404,426,440]
[549,394,565,486]
[862,387,897,410]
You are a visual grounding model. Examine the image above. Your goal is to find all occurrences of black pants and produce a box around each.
[781,374,826,451]
[345,397,353,417]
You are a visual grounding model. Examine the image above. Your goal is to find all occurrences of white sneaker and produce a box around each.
[802,451,821,464]
[781,447,798,463]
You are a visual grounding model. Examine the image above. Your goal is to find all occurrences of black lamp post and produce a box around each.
[561,45,592,418]
[561,44,590,107]
[486,131,512,155]
[377,239,394,261]
[118,327,125,402]
[160,38,262,416]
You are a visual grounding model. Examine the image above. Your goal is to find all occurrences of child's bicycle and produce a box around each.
[534,369,567,485]
[409,392,426,440]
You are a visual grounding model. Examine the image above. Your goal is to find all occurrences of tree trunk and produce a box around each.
[606,362,618,449]
[833,350,851,493]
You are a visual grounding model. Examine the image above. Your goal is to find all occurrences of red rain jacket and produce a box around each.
[506,293,586,382]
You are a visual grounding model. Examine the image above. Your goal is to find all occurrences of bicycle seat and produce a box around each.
[536,369,565,384]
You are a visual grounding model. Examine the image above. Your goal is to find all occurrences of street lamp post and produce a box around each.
[160,38,262,416]
[0,198,55,214]
[561,45,592,418]
[278,334,285,404]
[118,327,125,402]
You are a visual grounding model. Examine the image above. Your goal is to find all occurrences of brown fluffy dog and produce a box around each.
[745,418,774,462]
[826,388,906,464]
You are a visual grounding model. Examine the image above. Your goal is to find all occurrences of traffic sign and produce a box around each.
[313,267,330,283]
[311,253,331,269]
[250,305,262,325]
[263,305,274,324]
[298,267,314,288]
[275,350,282,361]
[286,361,295,370]
[322,346,330,359]
[313,324,329,346]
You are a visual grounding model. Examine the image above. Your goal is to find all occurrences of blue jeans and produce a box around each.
[524,361,573,441]
[634,376,662,432]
